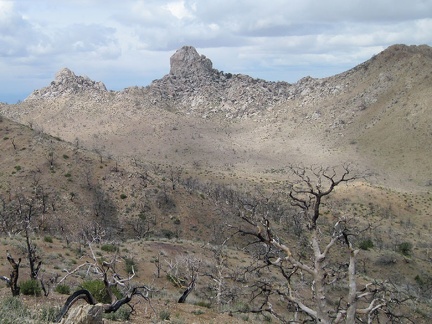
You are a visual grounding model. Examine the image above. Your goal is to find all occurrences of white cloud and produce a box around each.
[164,0,194,19]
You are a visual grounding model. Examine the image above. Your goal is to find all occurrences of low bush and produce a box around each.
[55,284,71,295]
[0,297,31,322]
[80,280,122,304]
[44,235,53,243]
[20,279,42,296]
[39,305,60,322]
[101,244,118,252]
[159,310,170,321]
[398,242,412,256]
[124,257,136,274]
[104,306,131,321]
[359,238,374,250]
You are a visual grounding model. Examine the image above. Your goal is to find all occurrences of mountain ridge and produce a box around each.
[2,43,432,190]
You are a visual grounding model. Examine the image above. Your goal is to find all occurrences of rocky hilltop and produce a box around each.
[121,45,293,118]
[26,67,107,100]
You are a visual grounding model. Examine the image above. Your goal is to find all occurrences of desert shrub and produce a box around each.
[20,279,42,296]
[39,305,60,322]
[55,284,71,295]
[375,253,397,266]
[415,274,432,297]
[234,301,250,313]
[159,310,170,320]
[0,296,31,322]
[161,229,176,239]
[191,309,205,315]
[156,192,176,211]
[43,235,53,243]
[120,194,127,199]
[124,257,136,274]
[359,238,374,250]
[194,300,211,308]
[101,244,118,252]
[80,280,122,304]
[103,305,131,321]
[397,242,412,256]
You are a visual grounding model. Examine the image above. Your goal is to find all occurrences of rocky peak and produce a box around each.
[169,46,214,77]
[26,68,107,100]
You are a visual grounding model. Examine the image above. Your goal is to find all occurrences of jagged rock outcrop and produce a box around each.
[122,45,298,118]
[26,68,107,100]
[123,45,366,119]
[170,45,214,77]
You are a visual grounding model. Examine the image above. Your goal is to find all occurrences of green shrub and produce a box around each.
[161,229,176,239]
[359,238,374,251]
[120,194,127,199]
[415,274,425,286]
[398,242,412,256]
[20,279,42,296]
[103,306,131,321]
[55,284,71,295]
[124,257,136,274]
[159,310,170,321]
[101,244,118,252]
[39,305,60,322]
[80,280,122,304]
[43,236,53,243]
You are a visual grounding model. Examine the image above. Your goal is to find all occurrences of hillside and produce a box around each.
[1,44,432,191]
[1,44,432,322]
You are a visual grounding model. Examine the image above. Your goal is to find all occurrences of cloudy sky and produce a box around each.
[0,0,431,103]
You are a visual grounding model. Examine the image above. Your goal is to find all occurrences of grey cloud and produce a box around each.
[0,7,42,57]
[51,24,120,58]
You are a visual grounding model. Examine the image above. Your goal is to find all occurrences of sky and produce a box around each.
[0,0,431,103]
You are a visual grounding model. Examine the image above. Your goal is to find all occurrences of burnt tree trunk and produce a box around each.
[7,254,21,296]
[178,277,196,303]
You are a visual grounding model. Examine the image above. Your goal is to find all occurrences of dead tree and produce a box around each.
[56,242,155,322]
[16,193,42,280]
[55,286,152,322]
[164,255,201,303]
[234,164,409,323]
[0,253,21,296]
